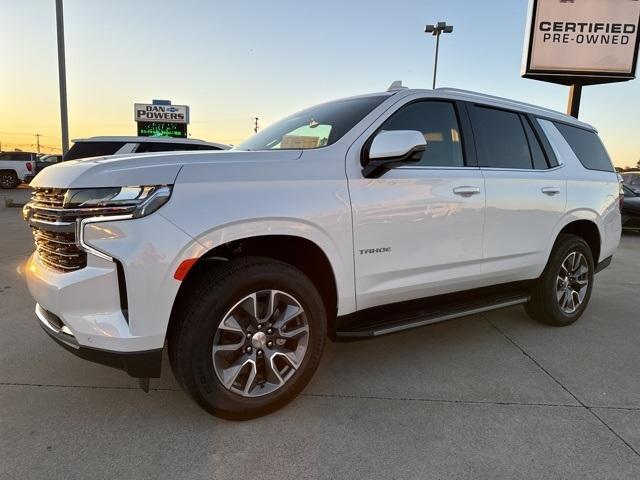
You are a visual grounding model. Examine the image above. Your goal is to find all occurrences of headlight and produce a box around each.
[63,185,172,218]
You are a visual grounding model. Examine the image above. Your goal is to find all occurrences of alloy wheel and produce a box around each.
[0,174,16,188]
[212,289,309,397]
[556,251,589,314]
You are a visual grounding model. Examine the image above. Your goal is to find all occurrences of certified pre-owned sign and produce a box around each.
[522,0,640,84]
[134,103,190,124]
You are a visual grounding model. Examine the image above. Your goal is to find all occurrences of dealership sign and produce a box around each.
[134,103,189,123]
[134,101,190,138]
[522,0,640,85]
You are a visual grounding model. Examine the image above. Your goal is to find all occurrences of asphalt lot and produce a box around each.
[1,186,640,479]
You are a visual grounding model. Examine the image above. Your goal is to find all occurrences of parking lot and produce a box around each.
[1,186,639,479]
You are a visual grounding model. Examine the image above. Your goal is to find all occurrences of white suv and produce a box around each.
[23,86,621,419]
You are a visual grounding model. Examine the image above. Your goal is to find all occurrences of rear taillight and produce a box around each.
[26,162,33,172]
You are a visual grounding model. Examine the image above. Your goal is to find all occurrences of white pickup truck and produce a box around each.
[23,85,621,419]
[0,151,37,188]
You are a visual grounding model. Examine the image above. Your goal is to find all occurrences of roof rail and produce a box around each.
[434,87,569,118]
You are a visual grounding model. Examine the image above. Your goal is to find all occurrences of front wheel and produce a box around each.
[168,257,326,419]
[525,234,594,326]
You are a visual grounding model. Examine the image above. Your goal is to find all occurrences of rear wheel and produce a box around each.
[0,172,19,189]
[169,257,326,419]
[525,234,594,326]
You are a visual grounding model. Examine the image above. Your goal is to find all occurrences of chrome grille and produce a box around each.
[31,188,66,209]
[27,188,87,273]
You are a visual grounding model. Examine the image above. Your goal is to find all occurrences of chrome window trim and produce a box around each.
[479,164,565,173]
[395,165,481,171]
[394,164,565,174]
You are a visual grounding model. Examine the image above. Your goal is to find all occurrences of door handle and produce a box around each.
[453,186,481,197]
[541,187,561,196]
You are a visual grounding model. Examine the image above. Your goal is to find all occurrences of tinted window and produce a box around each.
[135,142,223,153]
[379,101,464,167]
[554,123,614,172]
[473,106,532,169]
[236,95,388,151]
[0,152,35,161]
[64,142,126,160]
[522,117,549,169]
[622,174,640,186]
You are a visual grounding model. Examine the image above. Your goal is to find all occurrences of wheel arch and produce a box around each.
[553,217,602,264]
[168,233,343,340]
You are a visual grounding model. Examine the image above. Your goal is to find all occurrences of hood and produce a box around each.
[30,149,302,188]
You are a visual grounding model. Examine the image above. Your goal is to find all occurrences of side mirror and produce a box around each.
[362,130,426,178]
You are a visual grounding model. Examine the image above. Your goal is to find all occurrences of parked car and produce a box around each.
[622,185,640,231]
[63,136,230,160]
[621,172,640,194]
[23,85,621,419]
[35,154,63,174]
[0,151,37,188]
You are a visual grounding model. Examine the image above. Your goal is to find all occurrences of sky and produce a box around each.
[0,0,638,167]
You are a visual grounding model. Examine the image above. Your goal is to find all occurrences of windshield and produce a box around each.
[235,95,389,151]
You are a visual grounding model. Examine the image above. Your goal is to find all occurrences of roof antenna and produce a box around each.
[387,80,408,92]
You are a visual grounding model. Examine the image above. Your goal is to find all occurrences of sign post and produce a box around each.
[522,0,640,118]
[567,84,582,118]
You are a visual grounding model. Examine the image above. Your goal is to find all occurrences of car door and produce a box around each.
[347,98,486,310]
[468,104,566,281]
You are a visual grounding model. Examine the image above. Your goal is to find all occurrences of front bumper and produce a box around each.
[25,211,205,371]
[36,304,162,377]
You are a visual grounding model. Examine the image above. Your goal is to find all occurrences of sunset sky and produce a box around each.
[1,0,638,167]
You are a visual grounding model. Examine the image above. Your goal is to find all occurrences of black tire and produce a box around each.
[0,171,19,189]
[525,234,594,326]
[168,256,326,420]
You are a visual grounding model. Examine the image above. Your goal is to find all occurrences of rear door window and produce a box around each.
[553,123,614,172]
[471,106,533,169]
[63,142,127,160]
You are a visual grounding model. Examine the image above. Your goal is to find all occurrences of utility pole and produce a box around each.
[254,117,259,134]
[425,22,454,89]
[55,0,70,155]
[35,134,41,154]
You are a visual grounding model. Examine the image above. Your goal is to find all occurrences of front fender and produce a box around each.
[163,217,356,316]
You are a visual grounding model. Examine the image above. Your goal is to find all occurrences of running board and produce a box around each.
[335,291,530,339]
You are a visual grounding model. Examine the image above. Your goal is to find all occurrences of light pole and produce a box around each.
[55,0,69,155]
[425,21,453,89]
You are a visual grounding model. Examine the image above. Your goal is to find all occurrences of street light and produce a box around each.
[425,21,453,89]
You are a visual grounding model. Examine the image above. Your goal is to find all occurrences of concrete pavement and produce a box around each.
[1,188,640,479]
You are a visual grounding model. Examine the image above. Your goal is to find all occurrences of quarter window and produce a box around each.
[472,106,532,169]
[379,101,464,167]
[553,122,614,172]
